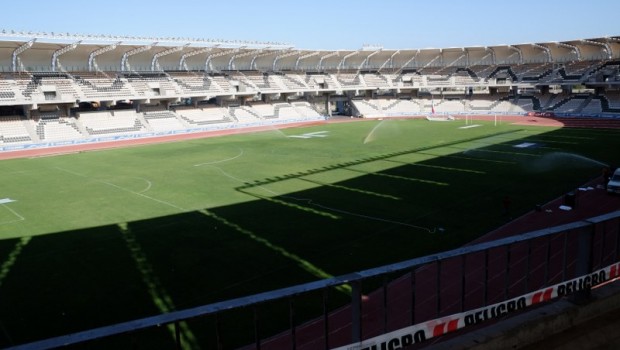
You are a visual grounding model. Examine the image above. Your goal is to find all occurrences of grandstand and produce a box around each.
[1,32,615,151]
[1,30,620,350]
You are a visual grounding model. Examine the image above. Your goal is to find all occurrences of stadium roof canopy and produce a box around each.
[0,29,619,73]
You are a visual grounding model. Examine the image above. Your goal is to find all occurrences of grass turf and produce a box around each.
[0,118,619,347]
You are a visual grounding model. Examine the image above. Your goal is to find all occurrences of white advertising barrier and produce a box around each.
[333,262,620,350]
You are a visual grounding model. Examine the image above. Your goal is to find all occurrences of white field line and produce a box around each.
[194,147,244,167]
[54,167,185,211]
[0,204,25,225]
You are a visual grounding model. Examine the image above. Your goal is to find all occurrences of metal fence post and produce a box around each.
[323,289,330,350]
[290,298,297,350]
[436,260,442,316]
[483,249,489,306]
[461,255,466,312]
[254,306,261,350]
[504,245,511,300]
[571,226,593,304]
[215,314,223,350]
[351,281,362,343]
[410,268,416,324]
[383,276,388,332]
[174,322,181,350]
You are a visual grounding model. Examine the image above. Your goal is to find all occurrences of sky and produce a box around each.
[1,0,618,50]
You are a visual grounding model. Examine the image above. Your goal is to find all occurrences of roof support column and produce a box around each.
[555,42,581,61]
[358,49,381,71]
[294,51,319,70]
[531,43,552,62]
[338,51,359,70]
[121,43,157,72]
[178,46,218,71]
[205,47,242,72]
[11,39,35,72]
[508,45,523,64]
[51,41,81,72]
[377,50,400,72]
[88,42,122,72]
[151,44,189,71]
[272,50,301,71]
[317,51,339,71]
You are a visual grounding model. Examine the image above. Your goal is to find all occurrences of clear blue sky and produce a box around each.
[1,0,618,50]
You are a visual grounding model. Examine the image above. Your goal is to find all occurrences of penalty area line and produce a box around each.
[0,203,25,225]
[459,124,482,129]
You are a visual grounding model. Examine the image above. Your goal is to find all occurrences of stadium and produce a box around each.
[1,25,620,350]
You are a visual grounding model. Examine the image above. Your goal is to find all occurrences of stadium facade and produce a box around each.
[0,30,619,151]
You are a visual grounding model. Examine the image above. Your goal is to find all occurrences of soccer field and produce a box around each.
[1,118,619,347]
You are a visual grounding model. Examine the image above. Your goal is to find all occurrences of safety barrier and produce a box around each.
[7,210,620,350]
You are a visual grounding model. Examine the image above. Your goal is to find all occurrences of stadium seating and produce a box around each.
[0,116,33,144]
[75,73,133,99]
[171,73,221,95]
[79,110,148,136]
[361,73,392,89]
[142,111,187,132]
[291,101,322,117]
[351,98,422,117]
[175,106,232,125]
[278,74,310,90]
[580,98,603,115]
[228,105,261,122]
[0,80,17,101]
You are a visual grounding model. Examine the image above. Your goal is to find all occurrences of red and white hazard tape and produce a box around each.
[333,262,620,350]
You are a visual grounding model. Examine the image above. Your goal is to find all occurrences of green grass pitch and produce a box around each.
[0,118,619,347]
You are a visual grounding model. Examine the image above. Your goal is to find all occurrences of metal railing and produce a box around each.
[8,210,620,350]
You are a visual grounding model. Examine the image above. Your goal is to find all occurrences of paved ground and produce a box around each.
[471,178,620,244]
[520,308,620,350]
